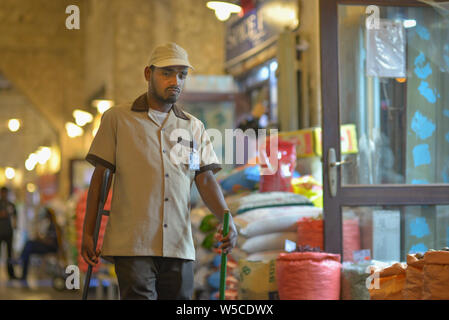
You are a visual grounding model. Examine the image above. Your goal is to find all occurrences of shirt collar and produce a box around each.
[131,93,189,120]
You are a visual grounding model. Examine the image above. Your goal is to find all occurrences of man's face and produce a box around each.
[147,66,188,104]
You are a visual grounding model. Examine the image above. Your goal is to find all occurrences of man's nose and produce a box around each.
[168,74,180,86]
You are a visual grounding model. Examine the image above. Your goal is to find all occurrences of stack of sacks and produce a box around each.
[235,191,313,215]
[368,262,407,300]
[234,205,322,260]
[403,253,425,299]
[225,192,253,215]
[422,249,449,300]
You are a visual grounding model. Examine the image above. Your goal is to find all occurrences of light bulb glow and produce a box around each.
[207,1,241,21]
[8,119,20,132]
[5,167,15,179]
[26,183,36,193]
[93,100,114,114]
[36,147,52,164]
[73,109,93,127]
[65,122,84,138]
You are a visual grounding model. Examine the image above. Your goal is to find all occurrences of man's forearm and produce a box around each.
[195,171,229,222]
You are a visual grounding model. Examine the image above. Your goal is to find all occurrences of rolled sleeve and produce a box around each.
[85,108,117,173]
[195,122,221,177]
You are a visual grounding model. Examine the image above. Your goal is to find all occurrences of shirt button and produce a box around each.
[164,224,168,228]
[164,198,169,202]
[162,149,166,153]
[165,174,169,178]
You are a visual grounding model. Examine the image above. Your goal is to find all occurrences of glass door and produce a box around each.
[320,0,449,263]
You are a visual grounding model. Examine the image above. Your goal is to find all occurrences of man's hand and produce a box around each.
[81,234,101,267]
[214,218,238,254]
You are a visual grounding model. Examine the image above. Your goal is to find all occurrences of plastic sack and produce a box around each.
[259,137,297,193]
[236,191,312,215]
[239,259,278,300]
[341,261,371,300]
[241,232,297,254]
[403,254,425,300]
[422,250,449,300]
[296,217,324,250]
[234,206,322,237]
[366,19,406,78]
[276,252,341,300]
[291,175,323,208]
[296,218,360,261]
[341,260,392,300]
[369,262,406,300]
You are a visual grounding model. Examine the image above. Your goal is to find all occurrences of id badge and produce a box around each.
[189,150,200,170]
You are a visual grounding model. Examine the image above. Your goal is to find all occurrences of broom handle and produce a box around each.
[219,210,230,300]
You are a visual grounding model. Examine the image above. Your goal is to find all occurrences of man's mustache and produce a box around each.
[167,87,180,92]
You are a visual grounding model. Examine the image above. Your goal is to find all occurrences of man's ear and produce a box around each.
[144,66,151,81]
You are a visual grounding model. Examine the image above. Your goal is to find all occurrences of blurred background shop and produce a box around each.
[1,0,449,300]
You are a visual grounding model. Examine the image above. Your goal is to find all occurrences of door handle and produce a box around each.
[327,148,352,197]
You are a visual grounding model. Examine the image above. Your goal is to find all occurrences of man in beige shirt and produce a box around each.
[81,43,237,300]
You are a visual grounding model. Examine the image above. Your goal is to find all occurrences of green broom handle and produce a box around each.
[219,210,230,300]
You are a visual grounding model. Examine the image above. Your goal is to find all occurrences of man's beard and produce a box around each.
[150,80,179,104]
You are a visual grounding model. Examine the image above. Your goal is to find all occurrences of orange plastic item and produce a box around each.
[75,189,111,273]
[296,218,361,261]
[259,138,296,193]
[276,252,341,300]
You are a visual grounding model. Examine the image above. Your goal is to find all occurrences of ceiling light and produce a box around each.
[65,122,84,138]
[37,147,52,164]
[92,100,114,114]
[73,109,94,126]
[207,1,242,21]
[8,119,20,132]
[26,183,36,193]
[5,167,15,180]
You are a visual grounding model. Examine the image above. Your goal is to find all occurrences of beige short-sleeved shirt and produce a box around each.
[85,93,221,261]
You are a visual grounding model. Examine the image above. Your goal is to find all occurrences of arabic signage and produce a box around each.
[225,0,299,67]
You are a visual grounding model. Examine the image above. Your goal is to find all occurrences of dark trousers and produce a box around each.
[0,234,15,279]
[114,256,194,300]
[20,240,57,280]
